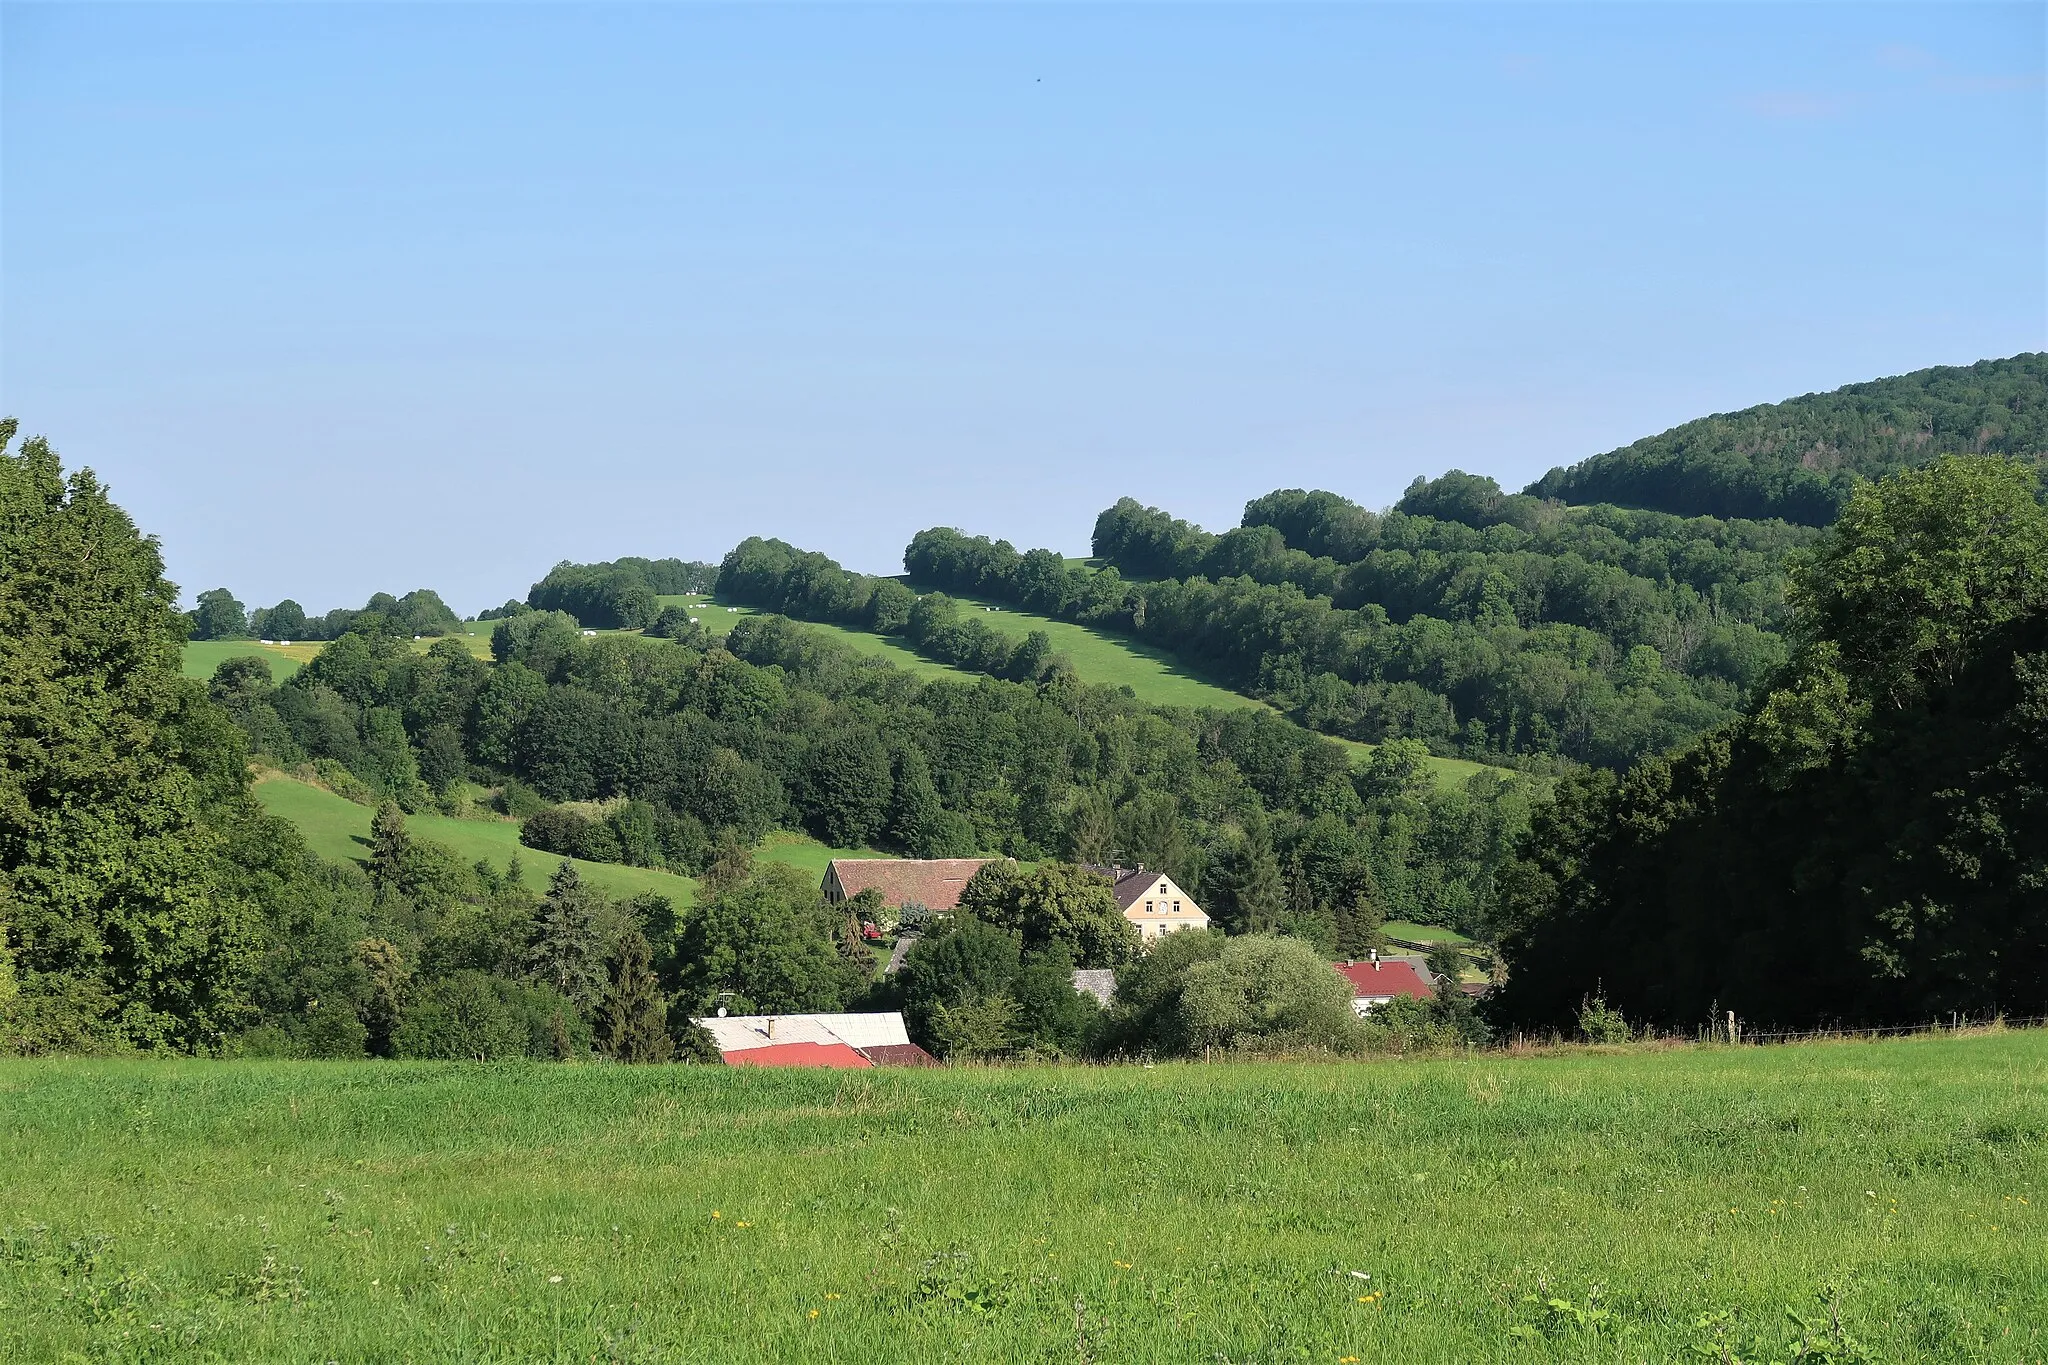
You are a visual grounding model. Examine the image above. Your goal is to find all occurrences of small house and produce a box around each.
[1101,865,1210,942]
[1334,953,1434,1015]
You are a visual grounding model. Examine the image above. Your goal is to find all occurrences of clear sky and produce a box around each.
[3,3,2042,615]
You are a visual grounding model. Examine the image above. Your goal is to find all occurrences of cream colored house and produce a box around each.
[1108,866,1210,942]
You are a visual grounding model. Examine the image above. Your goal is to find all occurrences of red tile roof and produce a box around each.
[825,859,993,911]
[722,1041,873,1070]
[1334,960,1434,1001]
[856,1042,940,1067]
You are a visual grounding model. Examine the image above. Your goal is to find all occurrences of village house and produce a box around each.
[693,1011,937,1068]
[1333,952,1435,1015]
[1099,864,1210,942]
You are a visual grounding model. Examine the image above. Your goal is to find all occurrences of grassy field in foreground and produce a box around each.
[253,774,889,907]
[1,1034,2039,1363]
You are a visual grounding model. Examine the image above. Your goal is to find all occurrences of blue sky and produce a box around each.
[3,3,2042,614]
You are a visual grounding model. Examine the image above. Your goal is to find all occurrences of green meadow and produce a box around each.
[253,774,884,907]
[2,1032,2041,1362]
[181,639,312,682]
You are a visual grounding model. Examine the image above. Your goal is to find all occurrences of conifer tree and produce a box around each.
[598,929,672,1064]
[368,802,411,893]
[525,861,606,1014]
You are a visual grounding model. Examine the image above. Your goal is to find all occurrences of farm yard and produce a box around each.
[1,1031,2040,1363]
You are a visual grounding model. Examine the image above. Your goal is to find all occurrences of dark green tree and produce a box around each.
[1,423,261,1052]
[598,929,673,1063]
[524,861,607,1015]
[674,864,857,1014]
[368,802,411,893]
[188,587,249,640]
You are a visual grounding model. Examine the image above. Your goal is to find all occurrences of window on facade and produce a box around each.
[1173,900,1181,912]
[1145,900,1154,913]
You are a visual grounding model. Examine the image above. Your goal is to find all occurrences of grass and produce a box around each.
[1,1031,2041,1361]
[1381,921,1474,946]
[253,774,892,908]
[181,640,314,682]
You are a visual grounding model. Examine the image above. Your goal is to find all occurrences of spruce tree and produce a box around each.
[887,746,946,855]
[598,930,673,1064]
[525,861,606,1013]
[368,802,411,893]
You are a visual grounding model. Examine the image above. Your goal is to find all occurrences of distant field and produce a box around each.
[253,774,891,906]
[3,1032,2040,1361]
[1381,920,1474,945]
[181,639,314,681]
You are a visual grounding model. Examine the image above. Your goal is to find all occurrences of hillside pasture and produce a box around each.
[252,774,892,907]
[0,1032,2040,1362]
[180,639,315,682]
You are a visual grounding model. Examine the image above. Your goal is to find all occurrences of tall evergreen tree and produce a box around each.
[598,929,672,1064]
[886,746,946,855]
[525,862,606,1014]
[368,802,411,894]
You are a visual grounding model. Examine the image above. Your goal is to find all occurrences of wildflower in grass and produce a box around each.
[549,1275,563,1284]
[736,1221,752,1228]
[808,1309,820,1320]
[824,1293,842,1300]
[711,1211,721,1219]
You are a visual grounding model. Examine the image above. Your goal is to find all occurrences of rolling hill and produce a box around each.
[1528,352,2047,524]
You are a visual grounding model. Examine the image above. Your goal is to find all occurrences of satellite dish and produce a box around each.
[715,1006,727,1017]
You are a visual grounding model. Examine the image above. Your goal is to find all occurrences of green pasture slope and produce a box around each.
[253,774,887,907]
[1,1032,2040,1362]
[181,639,309,682]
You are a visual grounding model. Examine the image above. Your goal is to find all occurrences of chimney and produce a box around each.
[1371,949,1380,972]
[766,1017,776,1038]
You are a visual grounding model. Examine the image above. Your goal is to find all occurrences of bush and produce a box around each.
[494,779,549,819]
[393,972,529,1060]
[1578,992,1632,1045]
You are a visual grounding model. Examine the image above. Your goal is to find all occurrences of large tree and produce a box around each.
[1494,456,2048,1030]
[0,422,261,1051]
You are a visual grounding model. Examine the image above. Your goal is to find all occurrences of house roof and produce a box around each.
[1071,969,1117,1007]
[724,1041,873,1070]
[826,859,993,911]
[856,1042,940,1067]
[1110,868,1176,912]
[696,1012,910,1054]
[1334,959,1434,1001]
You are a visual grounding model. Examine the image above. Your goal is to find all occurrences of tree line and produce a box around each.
[901,484,1814,770]
[188,586,465,642]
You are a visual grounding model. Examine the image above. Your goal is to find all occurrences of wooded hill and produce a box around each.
[1527,353,2047,524]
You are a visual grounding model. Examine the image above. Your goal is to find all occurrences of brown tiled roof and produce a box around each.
[1111,868,1174,912]
[825,859,992,911]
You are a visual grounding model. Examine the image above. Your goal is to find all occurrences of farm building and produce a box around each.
[693,1011,937,1068]
[1334,954,1435,1014]
[821,858,994,913]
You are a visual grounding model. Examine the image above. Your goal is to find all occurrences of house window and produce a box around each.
[1173,900,1181,912]
[1145,900,1154,913]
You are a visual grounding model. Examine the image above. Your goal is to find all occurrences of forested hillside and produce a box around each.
[1527,353,2047,524]
[903,487,1812,770]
